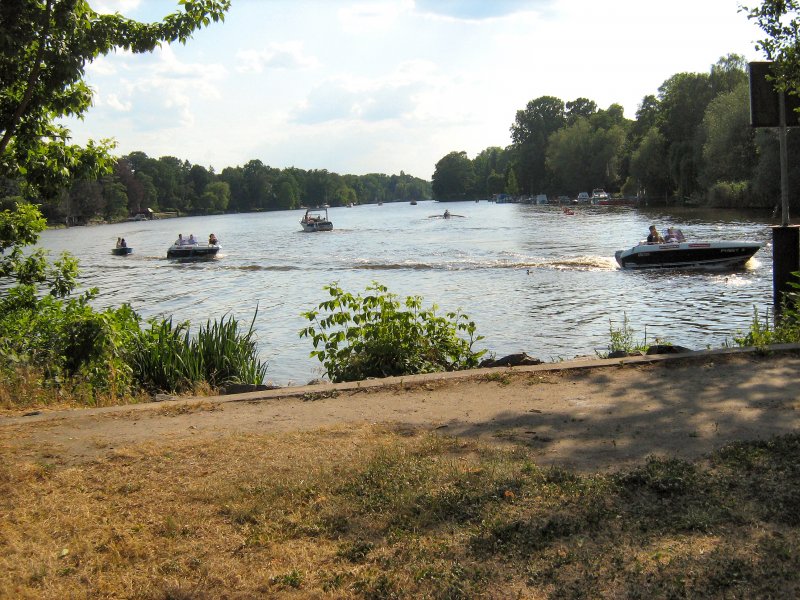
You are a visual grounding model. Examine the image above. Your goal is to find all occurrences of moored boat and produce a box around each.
[590,188,609,203]
[615,230,760,269]
[300,208,333,232]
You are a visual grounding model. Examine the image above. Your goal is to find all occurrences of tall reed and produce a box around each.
[128,310,267,394]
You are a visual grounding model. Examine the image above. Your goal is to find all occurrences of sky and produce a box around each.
[66,0,767,180]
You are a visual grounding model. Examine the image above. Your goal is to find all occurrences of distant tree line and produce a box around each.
[0,152,432,224]
[432,54,800,209]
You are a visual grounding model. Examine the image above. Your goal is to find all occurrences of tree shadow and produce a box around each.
[432,351,800,472]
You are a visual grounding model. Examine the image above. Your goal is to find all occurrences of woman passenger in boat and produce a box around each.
[120,238,127,248]
[209,233,218,246]
[647,225,664,244]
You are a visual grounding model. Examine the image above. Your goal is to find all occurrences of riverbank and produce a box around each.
[2,346,799,597]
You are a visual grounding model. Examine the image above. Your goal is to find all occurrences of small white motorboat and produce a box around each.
[300,208,333,232]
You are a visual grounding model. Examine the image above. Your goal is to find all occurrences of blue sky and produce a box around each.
[68,0,765,180]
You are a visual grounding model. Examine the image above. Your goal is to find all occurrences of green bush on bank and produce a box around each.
[734,277,800,348]
[0,285,141,397]
[300,281,486,383]
[0,288,269,402]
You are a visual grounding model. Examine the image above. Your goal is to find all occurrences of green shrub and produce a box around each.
[733,304,800,349]
[597,313,651,357]
[300,281,486,382]
[0,285,141,396]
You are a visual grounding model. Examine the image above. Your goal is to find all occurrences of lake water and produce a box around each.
[37,201,777,385]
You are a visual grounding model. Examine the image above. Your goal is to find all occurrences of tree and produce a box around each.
[276,177,300,210]
[509,96,565,194]
[0,0,230,201]
[565,97,597,124]
[699,81,757,188]
[431,151,475,200]
[546,116,626,194]
[200,180,229,213]
[629,127,671,199]
[709,54,748,96]
[101,176,129,221]
[656,72,714,197]
[472,146,509,198]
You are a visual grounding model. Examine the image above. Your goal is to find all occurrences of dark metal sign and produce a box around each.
[749,61,800,128]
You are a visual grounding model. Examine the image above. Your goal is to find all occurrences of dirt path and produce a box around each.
[3,348,800,472]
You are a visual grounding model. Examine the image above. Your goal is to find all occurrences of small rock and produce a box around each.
[220,383,281,395]
[645,344,692,355]
[479,352,542,368]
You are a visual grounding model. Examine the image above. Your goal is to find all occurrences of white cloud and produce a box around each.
[338,1,414,32]
[235,42,319,74]
[413,0,552,21]
[101,92,132,112]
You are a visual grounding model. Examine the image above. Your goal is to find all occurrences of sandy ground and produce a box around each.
[3,347,800,472]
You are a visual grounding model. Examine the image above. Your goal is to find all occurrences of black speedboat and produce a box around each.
[615,236,760,270]
[167,242,220,260]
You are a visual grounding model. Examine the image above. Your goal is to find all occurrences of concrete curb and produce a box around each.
[5,343,800,424]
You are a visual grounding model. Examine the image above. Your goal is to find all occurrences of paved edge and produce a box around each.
[4,343,800,425]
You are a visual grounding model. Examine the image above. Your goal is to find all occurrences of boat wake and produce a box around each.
[225,265,301,272]
[547,256,619,271]
[352,256,618,272]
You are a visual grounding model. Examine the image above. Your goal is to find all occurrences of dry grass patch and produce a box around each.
[1,426,799,598]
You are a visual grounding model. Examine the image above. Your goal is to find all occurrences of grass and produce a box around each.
[2,425,800,598]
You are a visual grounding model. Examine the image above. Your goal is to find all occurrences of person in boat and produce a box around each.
[116,237,122,248]
[209,233,218,246]
[664,227,685,242]
[175,234,184,246]
[188,234,197,245]
[120,238,127,248]
[443,209,451,218]
[647,225,664,244]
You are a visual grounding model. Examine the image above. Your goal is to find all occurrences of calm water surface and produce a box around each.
[38,201,776,385]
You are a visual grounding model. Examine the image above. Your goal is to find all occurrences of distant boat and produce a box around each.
[590,188,609,203]
[112,238,132,255]
[300,208,333,232]
[410,200,417,205]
